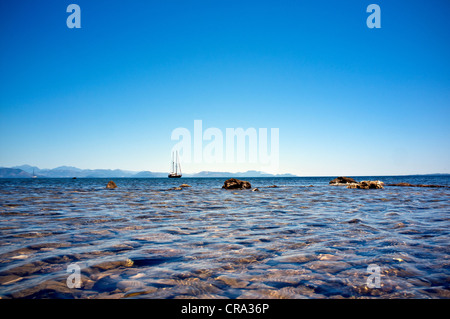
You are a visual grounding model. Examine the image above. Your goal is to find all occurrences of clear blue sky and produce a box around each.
[1,0,449,175]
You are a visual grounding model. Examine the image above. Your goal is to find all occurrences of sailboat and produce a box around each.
[168,151,182,178]
[32,169,37,178]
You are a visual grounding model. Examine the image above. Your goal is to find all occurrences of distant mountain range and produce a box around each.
[0,165,297,178]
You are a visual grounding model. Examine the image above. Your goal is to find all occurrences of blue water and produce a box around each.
[0,176,449,298]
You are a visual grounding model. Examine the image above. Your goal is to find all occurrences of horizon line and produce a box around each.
[2,165,450,178]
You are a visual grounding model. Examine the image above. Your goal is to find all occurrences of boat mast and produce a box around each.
[175,151,178,175]
[171,152,174,174]
[177,151,182,175]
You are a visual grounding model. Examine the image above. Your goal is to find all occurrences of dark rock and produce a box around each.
[106,181,117,189]
[222,178,251,190]
[252,188,260,192]
[91,259,133,271]
[387,183,447,188]
[388,182,414,187]
[11,279,77,299]
[267,185,278,188]
[417,184,447,188]
[92,275,118,292]
[5,260,48,276]
[329,177,357,185]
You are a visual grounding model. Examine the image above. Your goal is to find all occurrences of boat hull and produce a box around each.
[168,174,182,178]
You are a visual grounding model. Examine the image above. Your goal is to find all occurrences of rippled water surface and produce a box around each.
[0,177,449,298]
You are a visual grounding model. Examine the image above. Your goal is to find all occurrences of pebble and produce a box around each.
[129,273,147,280]
[124,287,158,298]
[215,275,249,288]
[276,253,316,264]
[305,261,351,274]
[91,259,134,271]
[318,254,342,261]
[11,255,31,260]
[117,280,146,290]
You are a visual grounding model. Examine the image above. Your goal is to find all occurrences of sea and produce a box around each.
[0,176,449,299]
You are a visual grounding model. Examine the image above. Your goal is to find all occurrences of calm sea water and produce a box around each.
[0,176,449,299]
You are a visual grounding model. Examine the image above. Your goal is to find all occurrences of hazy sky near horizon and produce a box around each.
[1,0,449,175]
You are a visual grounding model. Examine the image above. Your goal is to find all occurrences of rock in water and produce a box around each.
[329,176,357,185]
[179,184,191,188]
[106,181,117,189]
[386,182,447,188]
[388,182,415,187]
[347,181,384,189]
[169,187,183,191]
[222,178,251,190]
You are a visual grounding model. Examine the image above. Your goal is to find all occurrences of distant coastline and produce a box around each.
[0,165,449,178]
[0,165,297,178]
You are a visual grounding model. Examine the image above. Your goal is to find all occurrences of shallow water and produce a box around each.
[0,176,449,299]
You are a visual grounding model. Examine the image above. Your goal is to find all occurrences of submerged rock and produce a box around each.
[329,177,357,185]
[222,178,251,190]
[387,183,447,188]
[106,181,117,189]
[117,280,146,290]
[388,182,414,187]
[0,274,23,285]
[416,184,448,188]
[179,184,191,188]
[347,181,384,189]
[91,258,134,271]
[215,275,249,288]
[252,188,260,192]
[11,279,77,299]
